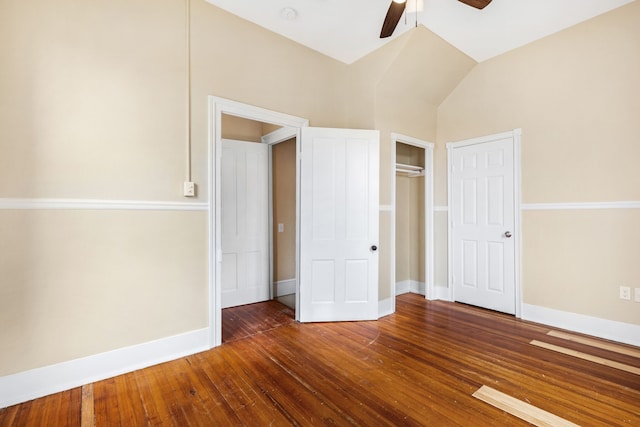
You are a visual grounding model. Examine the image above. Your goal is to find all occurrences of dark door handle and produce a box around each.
[371,245,378,251]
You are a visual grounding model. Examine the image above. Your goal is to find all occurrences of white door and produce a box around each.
[449,134,517,314]
[221,139,270,309]
[299,127,379,322]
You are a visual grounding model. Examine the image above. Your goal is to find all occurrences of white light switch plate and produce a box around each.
[183,181,195,197]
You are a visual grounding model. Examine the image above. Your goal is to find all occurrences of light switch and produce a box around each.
[278,223,284,233]
[183,181,195,197]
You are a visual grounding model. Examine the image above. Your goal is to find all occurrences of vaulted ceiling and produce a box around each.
[204,0,635,64]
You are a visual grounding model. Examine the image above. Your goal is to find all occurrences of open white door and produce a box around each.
[448,130,520,315]
[221,139,270,309]
[299,127,379,322]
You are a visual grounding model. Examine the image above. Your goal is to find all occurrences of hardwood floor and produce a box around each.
[222,300,295,343]
[1,294,639,426]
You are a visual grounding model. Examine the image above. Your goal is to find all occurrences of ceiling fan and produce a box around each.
[380,0,493,38]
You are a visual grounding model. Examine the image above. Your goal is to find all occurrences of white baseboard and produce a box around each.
[522,304,640,347]
[396,280,425,296]
[275,279,296,297]
[433,285,451,301]
[410,281,425,295]
[379,297,394,318]
[0,328,209,409]
[395,280,411,295]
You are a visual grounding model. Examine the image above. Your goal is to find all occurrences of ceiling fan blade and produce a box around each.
[380,1,406,39]
[458,0,492,9]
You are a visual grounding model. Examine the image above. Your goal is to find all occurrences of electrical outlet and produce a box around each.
[183,181,195,197]
[619,286,631,301]
[635,288,640,303]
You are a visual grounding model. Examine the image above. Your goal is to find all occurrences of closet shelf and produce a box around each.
[395,163,424,177]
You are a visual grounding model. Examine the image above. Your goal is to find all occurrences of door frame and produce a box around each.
[390,134,435,313]
[208,96,309,348]
[446,128,522,317]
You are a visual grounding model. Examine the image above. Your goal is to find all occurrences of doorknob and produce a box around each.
[504,231,512,238]
[371,245,378,251]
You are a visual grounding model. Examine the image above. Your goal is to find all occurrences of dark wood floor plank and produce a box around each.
[92,377,121,427]
[0,405,18,426]
[192,349,293,426]
[132,366,176,426]
[145,363,191,426]
[3,295,639,426]
[220,342,351,425]
[223,300,295,343]
[113,372,149,426]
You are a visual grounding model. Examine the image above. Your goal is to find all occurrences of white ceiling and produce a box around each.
[204,0,635,64]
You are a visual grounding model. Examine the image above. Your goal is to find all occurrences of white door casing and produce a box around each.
[210,96,310,348]
[220,139,269,309]
[447,130,521,315]
[299,127,380,322]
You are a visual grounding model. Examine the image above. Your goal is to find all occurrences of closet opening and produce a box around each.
[390,134,434,313]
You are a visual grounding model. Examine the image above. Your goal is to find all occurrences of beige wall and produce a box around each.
[0,0,188,201]
[221,114,263,142]
[0,0,352,376]
[272,139,297,284]
[395,175,411,282]
[395,143,426,285]
[0,210,208,376]
[437,1,640,325]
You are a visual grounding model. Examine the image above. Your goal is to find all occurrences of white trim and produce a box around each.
[514,131,522,318]
[378,297,394,318]
[434,286,451,301]
[436,202,640,213]
[261,126,297,145]
[410,280,426,295]
[522,201,640,211]
[522,304,640,348]
[0,328,209,409]
[379,205,392,212]
[447,129,523,316]
[446,128,521,150]
[268,145,275,301]
[395,280,427,296]
[0,198,208,211]
[395,280,411,295]
[390,133,435,309]
[209,96,309,347]
[275,279,297,297]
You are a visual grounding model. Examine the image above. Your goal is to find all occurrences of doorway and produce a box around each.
[210,97,382,347]
[209,97,309,347]
[218,114,300,342]
[390,134,435,313]
[446,129,522,316]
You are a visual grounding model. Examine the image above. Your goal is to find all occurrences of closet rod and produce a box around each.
[395,162,424,177]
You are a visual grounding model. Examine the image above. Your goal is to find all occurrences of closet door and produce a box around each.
[449,135,517,315]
